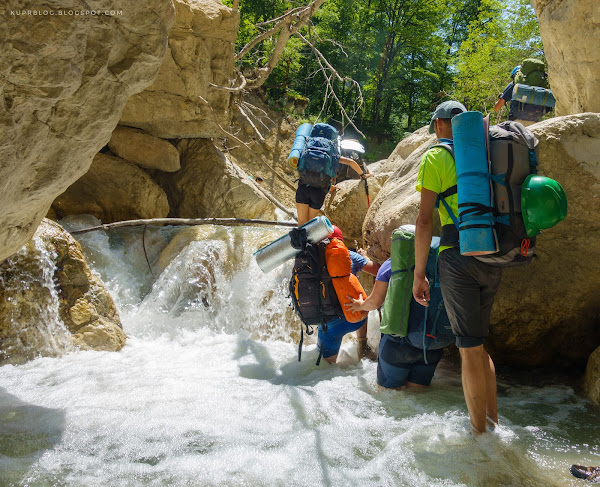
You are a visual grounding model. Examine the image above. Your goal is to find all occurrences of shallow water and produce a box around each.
[1,217,599,486]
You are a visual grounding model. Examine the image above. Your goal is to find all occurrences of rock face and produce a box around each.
[325,177,385,246]
[52,153,170,222]
[0,219,125,365]
[531,0,600,115]
[0,0,175,264]
[119,0,240,138]
[108,126,181,172]
[364,114,600,368]
[363,142,438,262]
[160,138,276,220]
[382,126,434,173]
[584,346,600,407]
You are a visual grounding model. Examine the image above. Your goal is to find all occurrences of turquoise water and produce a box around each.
[0,218,598,486]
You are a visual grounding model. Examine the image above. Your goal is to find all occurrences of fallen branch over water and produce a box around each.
[70,218,299,235]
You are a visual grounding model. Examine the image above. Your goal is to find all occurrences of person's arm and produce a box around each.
[360,260,380,276]
[339,156,372,178]
[413,188,437,307]
[494,98,505,112]
[345,280,388,312]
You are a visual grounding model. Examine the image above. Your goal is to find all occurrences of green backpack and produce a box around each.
[514,59,549,88]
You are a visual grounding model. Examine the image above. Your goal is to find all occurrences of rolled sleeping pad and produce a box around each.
[512,83,556,108]
[324,238,368,323]
[253,216,333,274]
[379,225,415,336]
[451,111,498,256]
[287,123,313,167]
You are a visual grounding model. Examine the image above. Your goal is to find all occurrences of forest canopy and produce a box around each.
[225,0,544,148]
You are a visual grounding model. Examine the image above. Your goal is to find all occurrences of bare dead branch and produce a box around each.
[237,103,267,145]
[209,71,247,92]
[198,94,298,201]
[70,218,298,235]
[236,0,327,89]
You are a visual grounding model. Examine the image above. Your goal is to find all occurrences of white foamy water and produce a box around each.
[1,217,599,486]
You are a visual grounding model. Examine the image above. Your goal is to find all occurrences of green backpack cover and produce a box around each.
[380,225,415,336]
[514,58,548,88]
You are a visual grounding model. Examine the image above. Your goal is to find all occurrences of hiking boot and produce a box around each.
[357,338,377,361]
[570,464,600,482]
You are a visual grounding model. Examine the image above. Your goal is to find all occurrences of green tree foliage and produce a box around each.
[453,0,544,114]
[230,0,544,142]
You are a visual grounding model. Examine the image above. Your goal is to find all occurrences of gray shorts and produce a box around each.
[437,247,502,348]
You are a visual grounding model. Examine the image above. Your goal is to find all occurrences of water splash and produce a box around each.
[0,237,73,364]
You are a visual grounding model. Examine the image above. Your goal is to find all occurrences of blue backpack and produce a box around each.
[297,123,340,189]
[405,237,455,353]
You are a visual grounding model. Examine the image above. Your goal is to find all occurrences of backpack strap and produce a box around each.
[430,143,461,229]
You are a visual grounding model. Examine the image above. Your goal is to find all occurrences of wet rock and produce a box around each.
[584,346,600,406]
[52,153,170,223]
[0,0,175,263]
[0,219,125,365]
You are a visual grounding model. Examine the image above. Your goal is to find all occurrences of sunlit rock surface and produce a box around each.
[325,177,384,246]
[52,153,170,222]
[584,346,600,406]
[532,0,600,115]
[363,114,600,368]
[0,0,175,263]
[119,0,240,138]
[159,138,276,220]
[0,219,125,365]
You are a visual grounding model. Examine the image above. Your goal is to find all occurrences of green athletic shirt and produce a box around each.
[415,146,459,253]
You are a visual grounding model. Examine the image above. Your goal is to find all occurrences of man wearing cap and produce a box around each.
[494,65,551,126]
[412,100,502,434]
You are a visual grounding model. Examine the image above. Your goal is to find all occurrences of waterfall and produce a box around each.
[0,215,599,486]
[0,237,73,364]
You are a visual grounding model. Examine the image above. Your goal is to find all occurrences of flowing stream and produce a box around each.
[0,215,599,486]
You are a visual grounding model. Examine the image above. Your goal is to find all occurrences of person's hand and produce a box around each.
[330,185,339,192]
[412,274,430,307]
[356,248,367,258]
[345,295,364,312]
[360,173,373,179]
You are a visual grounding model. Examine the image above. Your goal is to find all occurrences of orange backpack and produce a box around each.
[325,238,368,323]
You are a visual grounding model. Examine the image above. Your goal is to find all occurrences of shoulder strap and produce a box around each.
[429,144,459,229]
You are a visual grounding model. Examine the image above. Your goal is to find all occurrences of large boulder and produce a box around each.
[160,138,276,220]
[531,0,600,115]
[381,126,434,174]
[52,153,170,222]
[325,177,385,246]
[119,0,240,139]
[0,0,175,264]
[108,125,181,172]
[584,347,600,407]
[363,114,600,368]
[363,142,437,262]
[0,219,125,365]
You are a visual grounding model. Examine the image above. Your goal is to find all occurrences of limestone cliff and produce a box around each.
[0,1,175,264]
[531,0,600,115]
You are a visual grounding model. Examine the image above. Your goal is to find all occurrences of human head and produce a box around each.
[331,225,344,240]
[510,65,521,79]
[428,100,467,135]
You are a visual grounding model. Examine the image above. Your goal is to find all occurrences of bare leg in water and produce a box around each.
[459,345,497,434]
